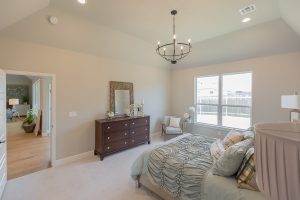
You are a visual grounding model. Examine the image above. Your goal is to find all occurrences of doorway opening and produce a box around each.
[5,71,56,179]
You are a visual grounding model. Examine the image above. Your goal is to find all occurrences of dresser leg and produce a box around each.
[94,150,98,155]
[99,154,104,161]
[137,176,141,188]
[148,141,151,144]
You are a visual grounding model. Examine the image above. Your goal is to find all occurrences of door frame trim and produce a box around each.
[5,70,57,166]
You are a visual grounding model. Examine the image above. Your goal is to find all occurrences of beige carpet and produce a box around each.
[2,134,165,200]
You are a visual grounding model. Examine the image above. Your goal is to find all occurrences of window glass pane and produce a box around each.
[196,76,219,104]
[196,105,218,125]
[222,106,251,129]
[222,73,252,106]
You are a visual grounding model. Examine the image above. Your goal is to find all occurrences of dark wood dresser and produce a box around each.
[95,116,150,160]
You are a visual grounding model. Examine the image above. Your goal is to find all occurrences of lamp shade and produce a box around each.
[9,98,19,106]
[281,95,300,109]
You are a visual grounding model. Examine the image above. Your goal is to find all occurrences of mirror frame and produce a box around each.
[109,81,134,115]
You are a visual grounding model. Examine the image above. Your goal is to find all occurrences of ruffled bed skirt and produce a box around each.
[255,122,300,200]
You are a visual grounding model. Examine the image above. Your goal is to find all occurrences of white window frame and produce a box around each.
[194,71,253,130]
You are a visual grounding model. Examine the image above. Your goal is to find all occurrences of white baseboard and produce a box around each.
[52,150,94,167]
[52,133,160,167]
[41,132,49,137]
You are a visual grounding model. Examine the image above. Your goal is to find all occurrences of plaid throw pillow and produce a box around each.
[222,130,244,149]
[236,147,259,191]
[210,139,225,161]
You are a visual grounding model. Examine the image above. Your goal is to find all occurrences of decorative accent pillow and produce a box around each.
[212,138,253,177]
[236,147,259,191]
[169,117,181,128]
[222,129,244,149]
[210,139,225,161]
[243,130,254,139]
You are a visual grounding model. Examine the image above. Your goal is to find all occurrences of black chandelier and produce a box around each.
[156,10,192,64]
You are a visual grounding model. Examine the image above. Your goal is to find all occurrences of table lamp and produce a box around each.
[281,94,300,122]
[9,98,19,111]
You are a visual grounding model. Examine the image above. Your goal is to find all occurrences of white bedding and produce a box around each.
[204,171,265,200]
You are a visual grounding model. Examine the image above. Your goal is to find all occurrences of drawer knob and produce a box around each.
[107,137,110,140]
[107,126,111,130]
[145,128,148,131]
[146,120,148,123]
[132,131,135,134]
[132,140,135,143]
[125,123,128,126]
[124,132,127,136]
[125,141,127,144]
[132,122,135,125]
[145,136,148,139]
[107,147,110,150]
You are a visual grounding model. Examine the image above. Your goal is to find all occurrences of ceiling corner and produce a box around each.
[277,0,300,36]
[0,0,50,31]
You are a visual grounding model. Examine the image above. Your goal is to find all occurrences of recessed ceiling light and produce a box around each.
[242,17,251,23]
[77,0,87,5]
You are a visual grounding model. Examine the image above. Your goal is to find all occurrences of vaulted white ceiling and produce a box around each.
[0,0,50,30]
[278,0,300,35]
[50,0,281,44]
[0,0,299,68]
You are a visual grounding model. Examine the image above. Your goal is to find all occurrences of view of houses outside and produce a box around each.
[196,73,252,129]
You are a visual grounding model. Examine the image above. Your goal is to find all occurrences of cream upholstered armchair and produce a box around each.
[161,116,183,140]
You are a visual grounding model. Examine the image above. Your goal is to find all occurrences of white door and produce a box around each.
[0,69,7,197]
[32,79,41,113]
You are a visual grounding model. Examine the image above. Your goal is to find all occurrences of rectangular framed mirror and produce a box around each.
[110,81,134,116]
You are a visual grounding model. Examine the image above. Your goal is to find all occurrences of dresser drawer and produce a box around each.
[130,134,148,146]
[103,120,130,132]
[104,139,129,153]
[129,126,149,137]
[95,116,150,160]
[130,117,149,128]
[104,130,129,143]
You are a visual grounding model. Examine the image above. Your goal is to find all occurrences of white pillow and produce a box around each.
[169,117,181,128]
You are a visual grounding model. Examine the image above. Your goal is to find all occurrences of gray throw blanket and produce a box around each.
[132,134,214,200]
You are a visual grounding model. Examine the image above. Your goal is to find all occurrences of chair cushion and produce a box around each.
[163,116,176,126]
[165,127,182,135]
[169,117,181,128]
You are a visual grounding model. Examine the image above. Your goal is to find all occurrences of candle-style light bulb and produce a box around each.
[181,46,183,50]
[173,35,176,39]
[188,38,191,44]
[157,41,160,46]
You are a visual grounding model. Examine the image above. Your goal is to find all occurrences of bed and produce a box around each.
[131,133,265,200]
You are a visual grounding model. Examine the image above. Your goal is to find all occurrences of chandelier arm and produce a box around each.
[156,50,191,57]
[156,42,191,48]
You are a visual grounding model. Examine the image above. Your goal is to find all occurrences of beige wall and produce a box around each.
[0,37,171,159]
[171,52,300,136]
